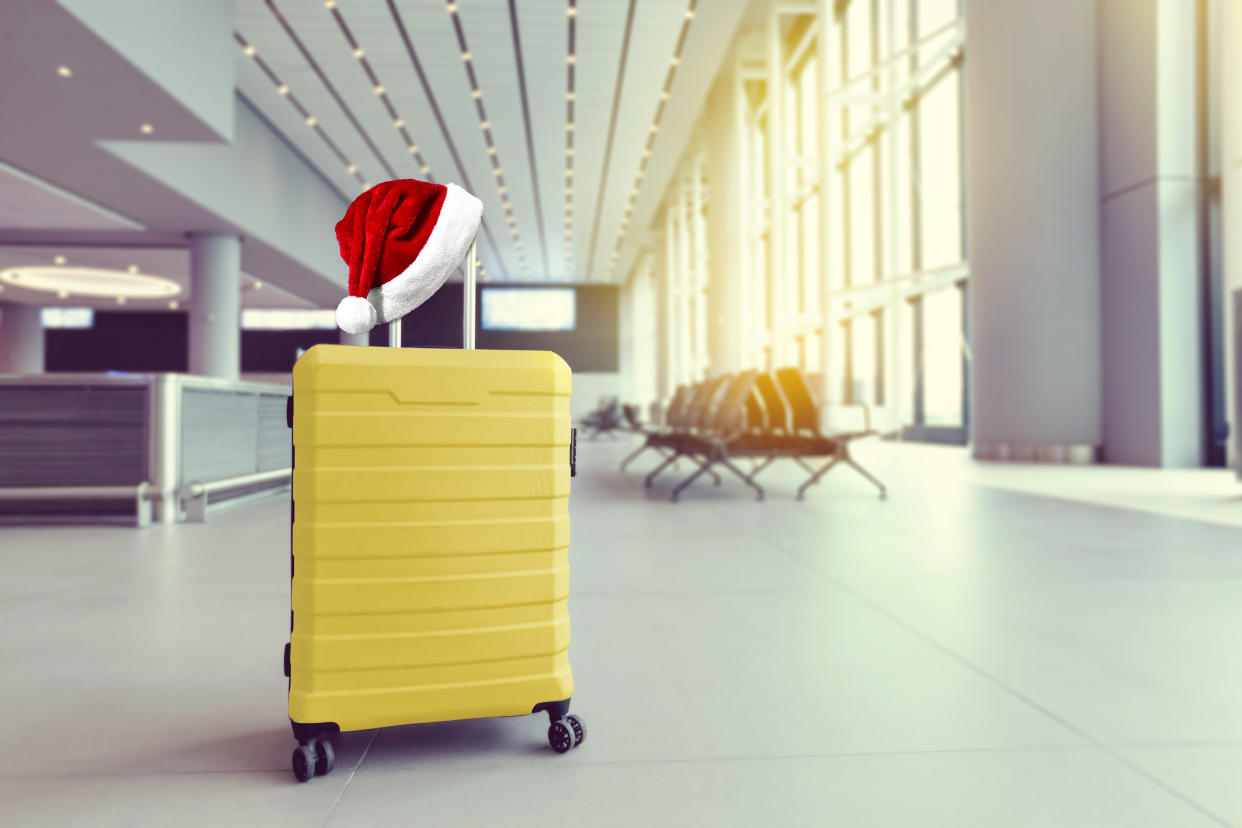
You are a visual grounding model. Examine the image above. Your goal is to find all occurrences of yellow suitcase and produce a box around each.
[284,340,583,782]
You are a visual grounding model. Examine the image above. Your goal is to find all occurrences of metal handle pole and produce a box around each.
[463,240,477,350]
[387,319,401,348]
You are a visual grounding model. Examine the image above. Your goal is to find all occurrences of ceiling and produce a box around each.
[0,0,749,310]
[232,0,745,285]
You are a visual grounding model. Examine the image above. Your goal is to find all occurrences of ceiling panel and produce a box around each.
[588,1,690,280]
[230,0,742,284]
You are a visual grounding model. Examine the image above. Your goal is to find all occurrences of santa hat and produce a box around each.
[334,178,483,335]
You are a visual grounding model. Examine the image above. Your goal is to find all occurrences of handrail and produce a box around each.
[0,483,149,500]
[183,467,291,498]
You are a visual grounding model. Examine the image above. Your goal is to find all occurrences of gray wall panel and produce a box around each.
[0,386,147,486]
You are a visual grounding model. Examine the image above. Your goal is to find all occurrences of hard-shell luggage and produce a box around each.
[283,258,584,783]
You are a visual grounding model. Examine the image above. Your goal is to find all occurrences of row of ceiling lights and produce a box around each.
[605,1,697,282]
[565,1,577,276]
[238,6,491,282]
[446,0,524,280]
[235,32,376,191]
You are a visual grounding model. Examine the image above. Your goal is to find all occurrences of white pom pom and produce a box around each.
[336,296,377,335]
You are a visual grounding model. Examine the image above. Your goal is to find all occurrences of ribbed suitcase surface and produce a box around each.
[289,345,573,732]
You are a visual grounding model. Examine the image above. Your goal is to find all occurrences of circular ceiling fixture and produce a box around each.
[0,266,181,299]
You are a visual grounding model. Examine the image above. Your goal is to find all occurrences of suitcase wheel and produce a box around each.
[291,733,336,782]
[314,739,335,776]
[292,745,315,783]
[566,714,586,747]
[548,715,585,753]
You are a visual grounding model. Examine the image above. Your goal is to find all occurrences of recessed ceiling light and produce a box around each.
[407,144,418,153]
[324,0,335,8]
[0,266,180,299]
[57,66,72,78]
[305,115,317,127]
[353,47,364,58]
[493,167,502,176]
[447,1,458,12]
[127,265,139,274]
[488,147,497,155]
[685,8,695,18]
[373,84,385,95]
[566,91,575,100]
[53,255,66,265]
[140,123,154,134]
[567,54,576,64]
[393,118,404,128]
[480,120,490,130]
[567,7,577,17]
[116,296,127,305]
[420,164,431,174]
[567,123,574,131]
[670,56,680,66]
[277,84,289,95]
[472,89,482,99]
[461,51,471,62]
[346,164,357,174]
[168,300,179,310]
[242,44,256,57]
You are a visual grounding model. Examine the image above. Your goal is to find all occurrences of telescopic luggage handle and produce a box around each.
[386,239,478,350]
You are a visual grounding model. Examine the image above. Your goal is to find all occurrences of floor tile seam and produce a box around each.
[322,728,378,826]
[713,506,1233,826]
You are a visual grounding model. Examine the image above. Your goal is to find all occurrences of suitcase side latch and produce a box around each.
[570,428,577,478]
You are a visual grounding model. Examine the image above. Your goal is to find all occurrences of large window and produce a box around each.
[663,153,711,390]
[636,0,967,443]
[823,0,966,439]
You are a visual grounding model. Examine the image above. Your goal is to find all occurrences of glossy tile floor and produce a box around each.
[2,439,1241,826]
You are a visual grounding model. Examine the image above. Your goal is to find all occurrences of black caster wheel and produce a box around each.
[292,745,315,783]
[314,738,335,776]
[566,714,586,748]
[548,719,575,753]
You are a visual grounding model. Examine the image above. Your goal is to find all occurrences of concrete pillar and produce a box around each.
[338,330,368,346]
[1223,0,1242,468]
[0,302,44,374]
[1098,0,1207,467]
[187,233,241,380]
[965,0,1102,460]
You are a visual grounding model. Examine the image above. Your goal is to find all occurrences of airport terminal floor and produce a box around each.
[2,438,1241,827]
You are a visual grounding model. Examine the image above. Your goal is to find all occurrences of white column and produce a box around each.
[339,330,368,346]
[0,302,44,374]
[766,6,788,367]
[1223,0,1242,468]
[966,0,1102,460]
[1097,0,1207,467]
[188,233,242,380]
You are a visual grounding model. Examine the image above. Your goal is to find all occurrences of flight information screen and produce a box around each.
[480,288,576,331]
